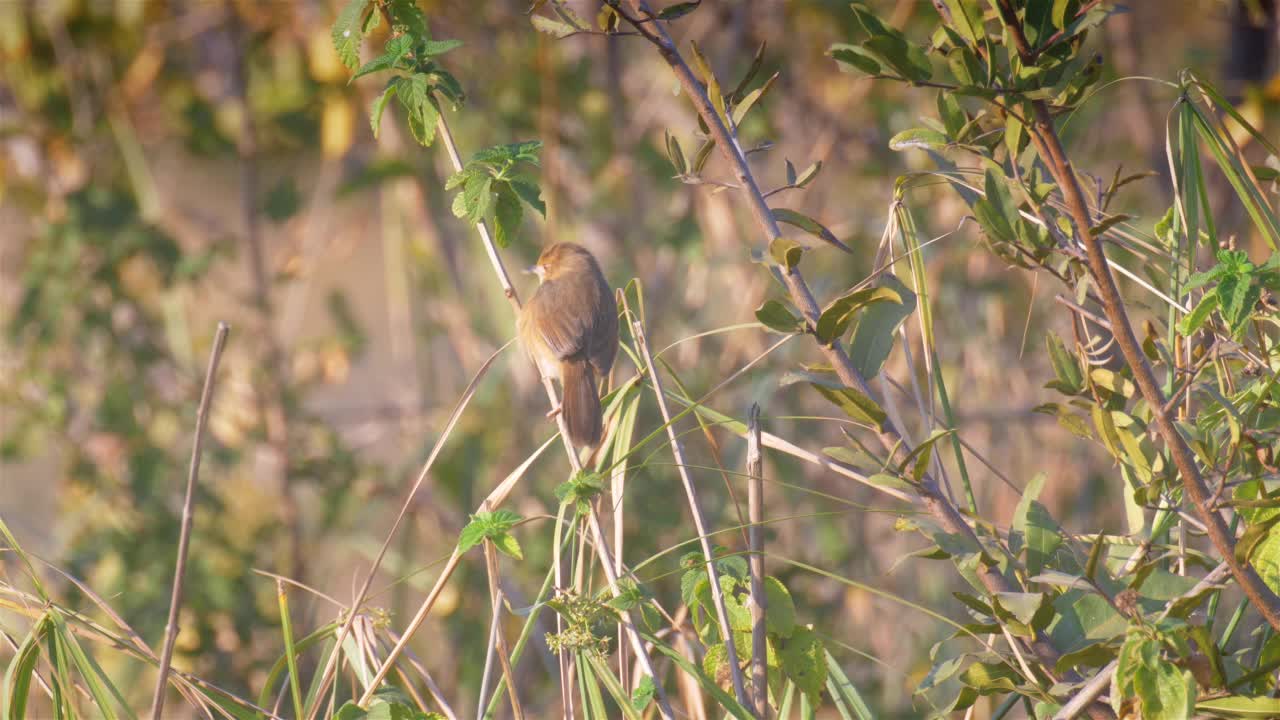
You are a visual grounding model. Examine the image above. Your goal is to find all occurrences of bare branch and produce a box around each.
[150,322,230,720]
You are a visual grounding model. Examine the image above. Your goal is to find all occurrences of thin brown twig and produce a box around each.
[746,404,768,719]
[150,322,229,720]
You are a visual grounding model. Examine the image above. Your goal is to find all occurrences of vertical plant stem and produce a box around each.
[631,318,751,709]
[150,321,229,720]
[276,579,305,720]
[746,405,768,719]
[482,542,525,720]
[1018,75,1280,630]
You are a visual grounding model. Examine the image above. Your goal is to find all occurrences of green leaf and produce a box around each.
[384,0,428,38]
[960,661,1020,694]
[755,299,803,334]
[815,285,903,344]
[419,38,463,57]
[395,74,440,146]
[657,1,702,21]
[795,161,822,188]
[665,131,687,175]
[369,79,398,139]
[764,576,796,638]
[1045,332,1084,394]
[862,34,931,83]
[889,127,948,152]
[1133,663,1195,720]
[1177,292,1219,336]
[463,175,493,224]
[779,626,825,700]
[457,510,522,554]
[899,428,954,484]
[848,275,917,379]
[1196,696,1280,717]
[769,237,805,269]
[1010,473,1062,578]
[630,675,656,712]
[731,71,779,126]
[531,14,577,38]
[772,209,851,252]
[828,43,881,75]
[491,532,523,560]
[781,371,887,430]
[352,33,413,80]
[331,0,370,69]
[509,180,546,218]
[1248,523,1280,595]
[493,184,523,248]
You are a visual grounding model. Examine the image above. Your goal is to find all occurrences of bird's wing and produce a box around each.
[527,284,590,360]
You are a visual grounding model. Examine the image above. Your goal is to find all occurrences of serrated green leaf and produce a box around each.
[763,576,796,638]
[419,38,463,57]
[1177,292,1219,336]
[352,33,413,80]
[369,80,398,139]
[491,532,523,560]
[509,179,546,218]
[331,0,370,69]
[493,184,522,248]
[779,626,825,700]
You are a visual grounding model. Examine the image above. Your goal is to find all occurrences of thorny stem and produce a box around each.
[150,322,229,720]
[994,9,1280,632]
[615,0,1103,702]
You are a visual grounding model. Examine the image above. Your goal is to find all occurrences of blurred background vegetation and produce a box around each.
[2,0,1278,716]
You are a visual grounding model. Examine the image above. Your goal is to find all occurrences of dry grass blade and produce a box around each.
[746,405,768,719]
[355,433,557,704]
[305,339,512,719]
[151,321,229,720]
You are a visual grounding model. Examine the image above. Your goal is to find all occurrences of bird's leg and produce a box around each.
[546,405,562,419]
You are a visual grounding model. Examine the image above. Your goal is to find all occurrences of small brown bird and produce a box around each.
[518,242,618,448]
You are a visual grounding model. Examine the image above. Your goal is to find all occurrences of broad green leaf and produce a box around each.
[779,626,825,700]
[1196,696,1280,717]
[369,79,397,139]
[657,1,701,20]
[530,15,576,38]
[755,299,803,334]
[510,179,546,218]
[493,184,522,248]
[769,237,805,269]
[960,660,1020,694]
[352,33,413,80]
[764,576,796,638]
[331,0,370,69]
[419,38,463,57]
[828,43,881,75]
[815,285,903,344]
[848,274,917,379]
[1010,472,1062,578]
[1177,291,1219,336]
[781,371,887,430]
[491,532,523,560]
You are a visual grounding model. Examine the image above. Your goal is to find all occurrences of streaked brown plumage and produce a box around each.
[518,242,618,448]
